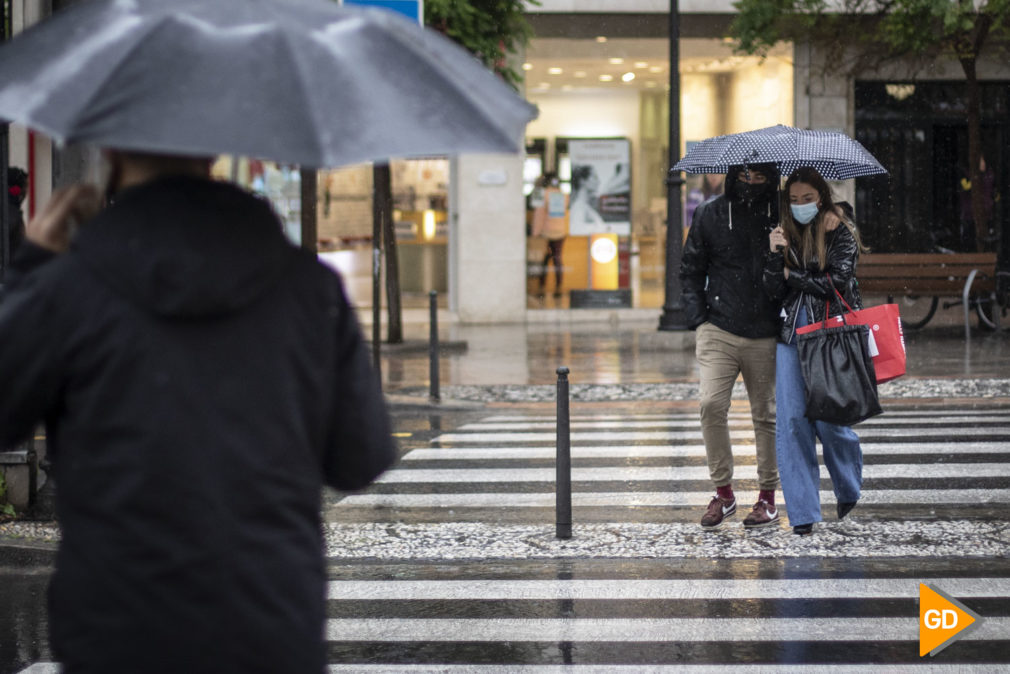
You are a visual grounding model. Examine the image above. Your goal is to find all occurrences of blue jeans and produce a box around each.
[776,308,863,526]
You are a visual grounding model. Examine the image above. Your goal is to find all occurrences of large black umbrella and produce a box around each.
[673,124,887,180]
[0,0,536,167]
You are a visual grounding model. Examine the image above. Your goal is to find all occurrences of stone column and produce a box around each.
[449,153,527,323]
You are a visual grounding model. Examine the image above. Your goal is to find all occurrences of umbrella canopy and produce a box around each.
[0,0,537,168]
[673,124,887,181]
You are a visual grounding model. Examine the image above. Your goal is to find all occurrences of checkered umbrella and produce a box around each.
[673,124,887,180]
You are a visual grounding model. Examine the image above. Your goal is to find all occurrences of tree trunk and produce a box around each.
[372,164,402,344]
[299,168,317,253]
[383,194,403,344]
[959,56,988,251]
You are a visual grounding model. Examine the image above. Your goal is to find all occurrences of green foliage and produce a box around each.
[425,0,539,89]
[0,471,15,518]
[731,0,1010,68]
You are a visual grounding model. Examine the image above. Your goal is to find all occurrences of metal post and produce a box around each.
[429,290,440,403]
[555,366,572,539]
[372,162,391,383]
[658,0,688,331]
[1,124,9,281]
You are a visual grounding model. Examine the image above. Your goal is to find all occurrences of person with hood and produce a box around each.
[764,166,867,536]
[0,150,397,673]
[680,163,782,530]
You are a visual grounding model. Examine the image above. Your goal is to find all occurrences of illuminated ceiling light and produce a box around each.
[635,61,649,68]
[608,57,624,65]
[522,63,533,71]
[548,67,563,75]
[538,82,550,88]
[595,36,608,43]
[649,66,663,73]
[621,72,635,82]
[599,74,614,82]
[573,71,587,78]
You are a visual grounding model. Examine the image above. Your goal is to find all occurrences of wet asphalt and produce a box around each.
[3,317,1009,672]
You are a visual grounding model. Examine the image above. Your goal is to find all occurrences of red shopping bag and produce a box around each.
[795,283,906,384]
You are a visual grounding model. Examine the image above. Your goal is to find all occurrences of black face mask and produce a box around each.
[733,181,767,203]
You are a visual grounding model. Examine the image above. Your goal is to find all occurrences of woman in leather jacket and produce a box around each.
[762,166,868,536]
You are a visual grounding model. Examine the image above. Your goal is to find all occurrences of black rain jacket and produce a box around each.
[679,168,781,338]
[761,222,863,344]
[0,176,397,674]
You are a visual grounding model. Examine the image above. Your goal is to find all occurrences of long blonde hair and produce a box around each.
[782,167,867,271]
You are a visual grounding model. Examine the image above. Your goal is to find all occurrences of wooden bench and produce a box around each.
[857,253,1000,335]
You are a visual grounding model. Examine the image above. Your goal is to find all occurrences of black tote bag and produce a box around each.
[796,321,883,426]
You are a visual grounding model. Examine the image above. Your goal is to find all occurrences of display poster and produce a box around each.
[683,140,725,229]
[568,139,631,236]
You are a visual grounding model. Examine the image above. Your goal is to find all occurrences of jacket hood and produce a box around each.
[73,175,295,318]
[725,162,780,203]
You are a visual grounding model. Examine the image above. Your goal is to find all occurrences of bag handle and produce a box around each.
[819,273,854,326]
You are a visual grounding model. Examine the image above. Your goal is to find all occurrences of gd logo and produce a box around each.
[919,584,984,657]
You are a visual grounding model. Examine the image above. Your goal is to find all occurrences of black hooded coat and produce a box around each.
[679,164,781,338]
[0,176,397,673]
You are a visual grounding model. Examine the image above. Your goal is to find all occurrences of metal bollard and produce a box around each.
[556,366,572,539]
[429,290,440,403]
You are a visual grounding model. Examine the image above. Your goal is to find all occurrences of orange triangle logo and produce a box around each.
[919,584,983,656]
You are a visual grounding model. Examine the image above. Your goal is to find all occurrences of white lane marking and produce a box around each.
[461,416,1010,431]
[327,666,1010,673]
[433,428,1010,443]
[339,489,1010,508]
[375,463,1010,484]
[326,577,1010,600]
[480,411,1010,423]
[325,616,1009,642]
[403,442,1010,461]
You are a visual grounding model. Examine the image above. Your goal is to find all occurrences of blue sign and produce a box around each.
[342,0,422,24]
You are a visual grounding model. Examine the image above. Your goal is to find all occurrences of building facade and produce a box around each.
[5,0,1008,322]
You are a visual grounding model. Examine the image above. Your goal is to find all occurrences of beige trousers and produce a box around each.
[695,322,778,491]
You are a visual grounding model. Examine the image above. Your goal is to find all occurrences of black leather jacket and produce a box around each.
[762,224,863,344]
[679,171,781,339]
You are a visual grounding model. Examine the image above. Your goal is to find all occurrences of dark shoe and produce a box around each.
[837,501,858,520]
[793,523,814,536]
[742,500,780,529]
[700,496,736,529]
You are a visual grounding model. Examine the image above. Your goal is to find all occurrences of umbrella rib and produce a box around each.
[276,25,328,167]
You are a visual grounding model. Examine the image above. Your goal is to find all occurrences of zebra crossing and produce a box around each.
[324,404,1010,670]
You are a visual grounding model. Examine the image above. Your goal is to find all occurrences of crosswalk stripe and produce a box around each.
[460,416,1010,431]
[481,410,1010,423]
[403,442,1010,460]
[325,616,1010,642]
[375,463,1010,483]
[326,577,1010,600]
[339,489,1010,507]
[326,666,1009,673]
[433,428,1010,443]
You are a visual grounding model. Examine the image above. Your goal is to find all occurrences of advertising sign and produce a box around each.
[567,139,631,236]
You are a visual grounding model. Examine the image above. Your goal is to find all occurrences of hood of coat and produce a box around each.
[725,162,779,206]
[73,175,295,318]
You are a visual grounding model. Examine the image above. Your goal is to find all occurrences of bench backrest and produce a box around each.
[858,253,997,294]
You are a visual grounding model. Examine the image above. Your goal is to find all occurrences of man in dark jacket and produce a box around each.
[679,163,781,531]
[0,151,397,673]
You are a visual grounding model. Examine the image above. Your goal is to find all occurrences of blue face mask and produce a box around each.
[790,201,820,224]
